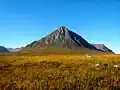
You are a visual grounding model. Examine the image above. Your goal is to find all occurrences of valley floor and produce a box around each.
[0,54,120,90]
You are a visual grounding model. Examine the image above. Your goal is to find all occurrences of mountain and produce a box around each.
[92,44,114,54]
[8,47,24,52]
[22,26,113,54]
[0,46,9,52]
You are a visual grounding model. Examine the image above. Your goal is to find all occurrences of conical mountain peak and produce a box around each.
[25,26,97,50]
[24,26,114,54]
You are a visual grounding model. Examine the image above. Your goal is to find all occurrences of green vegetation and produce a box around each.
[0,54,120,90]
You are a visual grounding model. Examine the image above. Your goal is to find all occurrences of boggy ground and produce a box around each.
[0,54,120,90]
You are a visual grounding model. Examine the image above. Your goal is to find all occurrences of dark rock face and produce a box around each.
[92,44,114,53]
[0,46,9,52]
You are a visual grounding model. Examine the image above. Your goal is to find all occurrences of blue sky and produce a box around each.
[0,0,119,53]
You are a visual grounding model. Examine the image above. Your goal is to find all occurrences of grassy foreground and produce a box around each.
[0,54,120,90]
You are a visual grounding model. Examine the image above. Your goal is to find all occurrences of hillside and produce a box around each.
[8,47,24,52]
[22,26,113,54]
[0,46,9,52]
[92,44,114,54]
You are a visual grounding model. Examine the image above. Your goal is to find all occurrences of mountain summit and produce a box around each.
[23,26,113,54]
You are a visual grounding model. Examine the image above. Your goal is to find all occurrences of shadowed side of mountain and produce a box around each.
[0,46,9,52]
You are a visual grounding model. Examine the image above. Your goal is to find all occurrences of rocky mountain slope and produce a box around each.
[22,26,114,54]
[92,44,114,54]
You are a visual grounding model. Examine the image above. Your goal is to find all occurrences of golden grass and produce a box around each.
[0,54,120,90]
